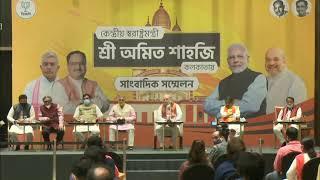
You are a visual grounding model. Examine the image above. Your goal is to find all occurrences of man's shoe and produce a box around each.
[109,144,116,150]
[24,145,29,150]
[15,145,20,151]
[168,145,174,149]
[80,144,86,149]
[128,146,134,150]
[57,140,64,149]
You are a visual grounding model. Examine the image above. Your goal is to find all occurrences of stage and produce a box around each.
[0,146,280,180]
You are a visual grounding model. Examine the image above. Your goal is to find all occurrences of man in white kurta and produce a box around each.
[58,51,109,114]
[73,94,103,148]
[156,94,182,149]
[7,94,35,150]
[108,96,136,150]
[274,97,302,145]
[265,48,307,114]
[24,51,66,118]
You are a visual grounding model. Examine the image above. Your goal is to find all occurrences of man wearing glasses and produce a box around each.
[38,96,64,150]
[204,43,267,119]
[108,96,136,150]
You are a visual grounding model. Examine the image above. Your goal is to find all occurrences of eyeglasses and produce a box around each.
[44,100,51,103]
[119,99,125,102]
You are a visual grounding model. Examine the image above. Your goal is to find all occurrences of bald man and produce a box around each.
[24,51,67,118]
[208,129,228,164]
[265,48,307,114]
[108,96,136,150]
[204,43,267,119]
[87,164,114,180]
[155,94,182,149]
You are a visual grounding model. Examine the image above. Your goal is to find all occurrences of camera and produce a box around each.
[216,123,230,141]
[211,121,217,127]
[216,123,228,131]
[116,118,125,124]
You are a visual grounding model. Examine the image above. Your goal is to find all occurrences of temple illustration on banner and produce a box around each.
[131,0,205,103]
[121,0,213,125]
[144,0,181,32]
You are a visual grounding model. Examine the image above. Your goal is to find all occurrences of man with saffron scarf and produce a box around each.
[219,97,242,137]
[155,94,182,149]
[220,97,240,123]
[274,96,302,146]
[58,50,109,114]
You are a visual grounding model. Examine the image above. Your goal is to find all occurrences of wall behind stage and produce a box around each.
[12,0,315,127]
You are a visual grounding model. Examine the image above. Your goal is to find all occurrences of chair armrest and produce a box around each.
[0,120,5,128]
[153,110,158,136]
[178,122,183,136]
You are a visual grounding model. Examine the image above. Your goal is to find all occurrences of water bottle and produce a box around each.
[258,138,264,154]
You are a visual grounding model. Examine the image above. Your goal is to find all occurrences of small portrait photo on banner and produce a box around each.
[270,0,289,18]
[291,0,312,17]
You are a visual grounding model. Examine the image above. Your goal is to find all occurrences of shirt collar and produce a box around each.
[68,75,83,84]
[40,75,59,83]
[287,140,301,145]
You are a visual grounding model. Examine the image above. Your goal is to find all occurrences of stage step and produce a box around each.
[126,153,186,180]
[127,159,185,170]
[127,170,179,180]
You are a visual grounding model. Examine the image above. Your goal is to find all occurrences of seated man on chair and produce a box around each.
[265,127,302,180]
[73,93,104,148]
[219,97,242,137]
[38,96,64,150]
[274,96,302,146]
[108,96,136,150]
[7,94,35,150]
[208,124,229,165]
[155,94,182,149]
[220,97,240,122]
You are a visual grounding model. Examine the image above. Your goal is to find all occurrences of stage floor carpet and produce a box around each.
[1,146,319,180]
[0,146,284,180]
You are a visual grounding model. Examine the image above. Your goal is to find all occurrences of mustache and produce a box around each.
[266,65,279,69]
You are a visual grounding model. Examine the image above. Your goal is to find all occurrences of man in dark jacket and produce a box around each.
[38,96,64,150]
[7,94,35,150]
